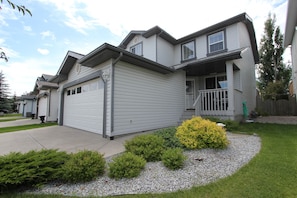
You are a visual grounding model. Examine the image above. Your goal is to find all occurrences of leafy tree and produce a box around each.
[0,0,31,16]
[0,71,12,112]
[0,48,8,62]
[258,13,292,99]
[1,0,31,61]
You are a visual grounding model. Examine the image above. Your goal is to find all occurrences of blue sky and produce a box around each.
[0,0,289,96]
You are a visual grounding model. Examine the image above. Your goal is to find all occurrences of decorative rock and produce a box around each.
[27,132,261,197]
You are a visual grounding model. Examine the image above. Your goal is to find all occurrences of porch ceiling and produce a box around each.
[180,49,242,76]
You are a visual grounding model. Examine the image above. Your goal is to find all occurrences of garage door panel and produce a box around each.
[63,79,104,134]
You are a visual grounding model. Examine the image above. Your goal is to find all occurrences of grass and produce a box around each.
[0,113,22,117]
[0,114,23,122]
[1,123,297,198]
[0,123,58,134]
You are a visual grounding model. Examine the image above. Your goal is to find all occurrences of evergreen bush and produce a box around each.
[108,152,146,179]
[154,127,185,149]
[60,150,105,183]
[124,134,165,162]
[161,148,186,170]
[176,117,229,149]
[0,149,69,191]
[204,117,239,132]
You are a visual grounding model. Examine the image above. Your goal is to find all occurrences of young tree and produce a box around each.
[258,13,292,99]
[0,0,31,16]
[0,71,12,112]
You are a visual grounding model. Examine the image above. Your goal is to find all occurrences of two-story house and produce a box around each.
[50,12,259,139]
[32,74,59,122]
[285,0,297,100]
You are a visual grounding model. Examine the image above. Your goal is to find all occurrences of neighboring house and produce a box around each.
[16,94,37,117]
[51,12,258,138]
[284,0,297,100]
[33,74,59,122]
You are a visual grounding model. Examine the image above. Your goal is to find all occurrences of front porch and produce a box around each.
[192,88,243,120]
[178,50,245,121]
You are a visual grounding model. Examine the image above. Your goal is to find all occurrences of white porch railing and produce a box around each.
[193,89,231,116]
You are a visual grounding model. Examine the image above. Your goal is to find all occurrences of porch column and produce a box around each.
[226,61,234,115]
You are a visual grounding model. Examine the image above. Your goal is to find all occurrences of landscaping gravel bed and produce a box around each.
[28,132,261,197]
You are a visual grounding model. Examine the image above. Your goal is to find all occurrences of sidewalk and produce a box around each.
[0,118,145,158]
[0,118,41,127]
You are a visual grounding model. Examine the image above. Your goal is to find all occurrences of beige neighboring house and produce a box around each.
[33,74,59,122]
[50,13,259,139]
[284,0,297,100]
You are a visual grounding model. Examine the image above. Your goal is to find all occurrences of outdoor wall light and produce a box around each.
[102,69,110,82]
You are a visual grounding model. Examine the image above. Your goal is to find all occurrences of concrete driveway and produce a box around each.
[0,119,141,158]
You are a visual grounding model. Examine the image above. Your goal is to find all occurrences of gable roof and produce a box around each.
[118,13,259,63]
[79,43,175,74]
[119,26,176,49]
[49,51,84,83]
[284,0,297,47]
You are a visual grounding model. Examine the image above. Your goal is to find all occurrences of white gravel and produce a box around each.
[28,132,261,197]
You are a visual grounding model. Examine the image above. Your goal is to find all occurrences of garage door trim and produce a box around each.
[59,70,107,137]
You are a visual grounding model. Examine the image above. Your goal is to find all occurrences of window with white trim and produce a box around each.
[130,43,143,56]
[208,31,225,53]
[181,41,195,61]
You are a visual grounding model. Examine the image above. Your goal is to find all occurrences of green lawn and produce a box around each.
[0,114,23,122]
[0,123,58,134]
[2,123,297,198]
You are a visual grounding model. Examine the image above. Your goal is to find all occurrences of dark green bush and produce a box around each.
[108,152,146,179]
[154,127,185,149]
[60,150,105,183]
[0,149,69,191]
[161,148,186,170]
[125,134,165,162]
[204,117,239,132]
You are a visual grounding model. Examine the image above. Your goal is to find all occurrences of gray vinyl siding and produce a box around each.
[112,61,185,136]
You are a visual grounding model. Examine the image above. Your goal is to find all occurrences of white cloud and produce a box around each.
[2,58,57,96]
[23,25,32,32]
[37,48,49,55]
[40,31,56,40]
[37,0,288,44]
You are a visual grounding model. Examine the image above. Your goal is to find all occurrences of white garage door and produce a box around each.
[38,97,47,117]
[63,78,104,134]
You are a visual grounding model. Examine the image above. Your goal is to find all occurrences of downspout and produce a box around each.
[156,30,163,63]
[110,52,123,135]
[59,85,65,126]
[48,89,51,118]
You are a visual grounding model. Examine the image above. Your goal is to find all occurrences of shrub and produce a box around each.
[60,150,105,183]
[176,117,229,149]
[0,149,69,191]
[124,134,165,162]
[108,152,146,179]
[161,148,186,170]
[204,117,239,132]
[154,127,185,149]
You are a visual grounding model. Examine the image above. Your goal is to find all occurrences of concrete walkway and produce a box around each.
[0,119,144,158]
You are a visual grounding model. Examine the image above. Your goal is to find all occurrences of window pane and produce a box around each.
[182,41,195,60]
[217,76,227,88]
[130,43,142,55]
[206,77,216,89]
[208,31,224,53]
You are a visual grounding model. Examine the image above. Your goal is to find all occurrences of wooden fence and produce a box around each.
[256,95,297,116]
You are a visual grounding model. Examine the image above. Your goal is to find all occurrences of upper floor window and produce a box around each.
[130,43,143,56]
[181,41,195,61]
[208,31,225,54]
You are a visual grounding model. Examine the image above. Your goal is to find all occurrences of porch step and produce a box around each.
[178,110,195,125]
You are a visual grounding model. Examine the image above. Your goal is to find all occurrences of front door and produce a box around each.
[186,80,195,109]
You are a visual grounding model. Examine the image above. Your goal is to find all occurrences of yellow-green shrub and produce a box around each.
[176,117,229,149]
